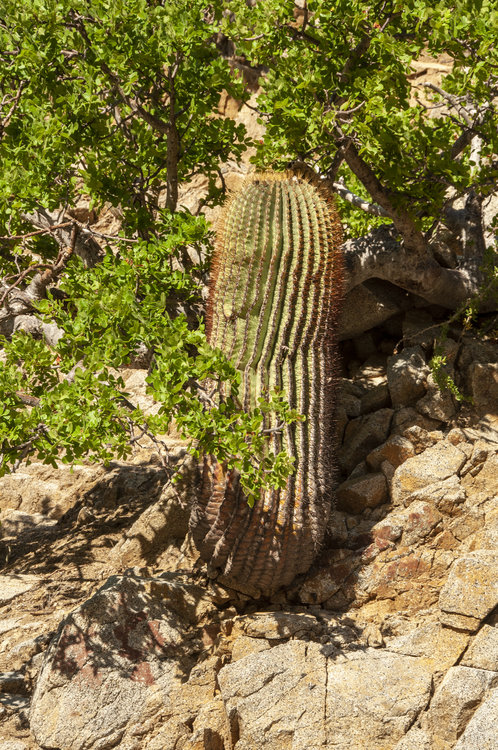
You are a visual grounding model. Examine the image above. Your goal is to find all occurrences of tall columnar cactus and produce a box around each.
[190,170,343,597]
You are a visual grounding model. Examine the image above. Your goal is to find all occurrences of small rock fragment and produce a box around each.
[439,551,498,631]
[391,442,466,506]
[338,408,394,474]
[401,501,443,546]
[460,625,498,671]
[387,345,428,406]
[0,575,39,606]
[336,473,388,514]
[468,362,498,414]
[360,383,391,414]
[366,434,415,471]
[416,373,456,422]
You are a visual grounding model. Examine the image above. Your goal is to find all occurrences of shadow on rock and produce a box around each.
[0,458,170,579]
[29,570,218,750]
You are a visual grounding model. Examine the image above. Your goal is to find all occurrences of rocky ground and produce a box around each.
[0,304,497,750]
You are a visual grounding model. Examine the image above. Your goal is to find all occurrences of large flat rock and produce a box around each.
[218,642,432,750]
[219,640,327,750]
[29,572,216,750]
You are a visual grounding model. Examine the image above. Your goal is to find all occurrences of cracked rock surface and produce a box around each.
[218,642,433,750]
[1,301,497,747]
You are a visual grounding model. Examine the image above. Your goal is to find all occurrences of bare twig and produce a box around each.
[451,128,476,160]
[325,150,346,182]
[332,181,389,217]
[241,33,266,42]
[423,82,473,126]
[72,225,140,243]
[0,221,73,242]
[0,80,25,132]
[335,101,366,121]
[4,424,50,472]
[0,264,50,307]
[14,392,41,407]
[261,423,286,435]
[187,378,218,408]
[21,208,102,266]
[337,34,371,85]
[25,225,79,301]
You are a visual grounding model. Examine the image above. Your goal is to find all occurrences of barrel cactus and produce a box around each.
[189,170,343,597]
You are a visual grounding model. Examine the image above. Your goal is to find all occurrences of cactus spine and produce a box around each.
[190,171,343,597]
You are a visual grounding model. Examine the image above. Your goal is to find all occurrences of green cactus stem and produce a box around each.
[190,170,343,597]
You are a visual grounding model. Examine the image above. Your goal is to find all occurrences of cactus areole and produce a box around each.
[190,170,343,597]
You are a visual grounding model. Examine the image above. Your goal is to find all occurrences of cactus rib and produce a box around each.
[190,170,343,597]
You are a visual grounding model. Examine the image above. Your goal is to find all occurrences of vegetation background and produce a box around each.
[0,0,496,496]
